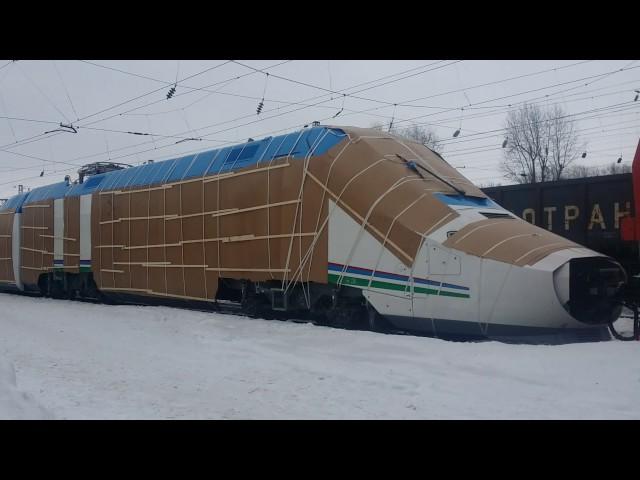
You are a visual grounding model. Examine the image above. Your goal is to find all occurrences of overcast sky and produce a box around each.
[0,59,638,199]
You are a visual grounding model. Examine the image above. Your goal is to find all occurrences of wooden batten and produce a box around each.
[40,235,77,241]
[205,268,291,273]
[21,247,54,255]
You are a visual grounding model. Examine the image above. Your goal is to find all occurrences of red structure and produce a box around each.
[621,140,640,242]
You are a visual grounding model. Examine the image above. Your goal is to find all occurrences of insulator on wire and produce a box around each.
[582,152,587,158]
[256,98,264,115]
[453,129,460,138]
[618,157,623,164]
[635,94,639,102]
[40,170,44,177]
[333,94,346,118]
[166,84,177,100]
[502,138,508,148]
[388,104,397,133]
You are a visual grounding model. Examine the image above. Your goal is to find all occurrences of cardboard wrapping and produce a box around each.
[87,127,480,301]
[442,218,580,266]
[0,125,570,300]
[0,210,15,283]
[19,200,54,285]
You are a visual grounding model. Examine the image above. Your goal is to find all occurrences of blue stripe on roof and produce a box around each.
[0,192,30,212]
[63,127,344,198]
[433,192,499,208]
[15,127,346,203]
[328,262,469,291]
[25,182,73,204]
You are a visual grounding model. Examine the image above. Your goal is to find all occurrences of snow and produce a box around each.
[0,293,639,419]
[0,355,52,420]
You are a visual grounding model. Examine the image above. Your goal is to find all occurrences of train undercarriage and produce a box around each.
[5,266,636,342]
[11,271,391,334]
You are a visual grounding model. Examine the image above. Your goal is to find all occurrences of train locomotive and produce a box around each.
[0,126,628,343]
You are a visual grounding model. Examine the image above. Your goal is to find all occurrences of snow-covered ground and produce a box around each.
[0,356,52,420]
[0,293,639,419]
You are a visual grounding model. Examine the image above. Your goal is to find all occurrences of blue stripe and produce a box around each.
[441,282,469,291]
[328,262,469,291]
[434,192,499,208]
[415,277,448,288]
[79,260,91,265]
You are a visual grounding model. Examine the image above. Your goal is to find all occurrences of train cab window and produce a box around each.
[480,212,513,219]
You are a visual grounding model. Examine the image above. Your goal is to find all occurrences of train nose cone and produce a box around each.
[554,257,626,325]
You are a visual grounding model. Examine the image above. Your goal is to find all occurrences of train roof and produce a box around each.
[1,126,348,210]
[0,192,30,212]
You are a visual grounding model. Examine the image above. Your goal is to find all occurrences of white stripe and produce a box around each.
[12,213,22,290]
[80,194,92,264]
[54,199,64,263]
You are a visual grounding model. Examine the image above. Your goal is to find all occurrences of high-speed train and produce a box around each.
[0,125,627,343]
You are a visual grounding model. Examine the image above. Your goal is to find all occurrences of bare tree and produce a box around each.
[478,181,502,188]
[547,104,581,180]
[400,124,443,152]
[370,122,442,152]
[501,103,581,183]
[564,162,631,179]
[602,162,632,175]
[563,164,592,179]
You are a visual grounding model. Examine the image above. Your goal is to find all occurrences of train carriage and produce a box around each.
[0,126,628,343]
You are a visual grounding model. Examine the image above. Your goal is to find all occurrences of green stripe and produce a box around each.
[329,273,410,292]
[328,273,469,299]
[414,285,442,296]
[439,290,470,298]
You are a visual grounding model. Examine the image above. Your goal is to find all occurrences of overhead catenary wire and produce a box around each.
[8,79,635,147]
[0,91,18,143]
[231,59,463,108]
[22,60,457,169]
[52,60,79,121]
[14,61,71,124]
[76,60,288,123]
[2,105,638,190]
[8,58,567,171]
[88,99,640,172]
[1,61,637,192]
[338,62,640,133]
[3,94,636,186]
[0,60,246,152]
[0,60,615,156]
